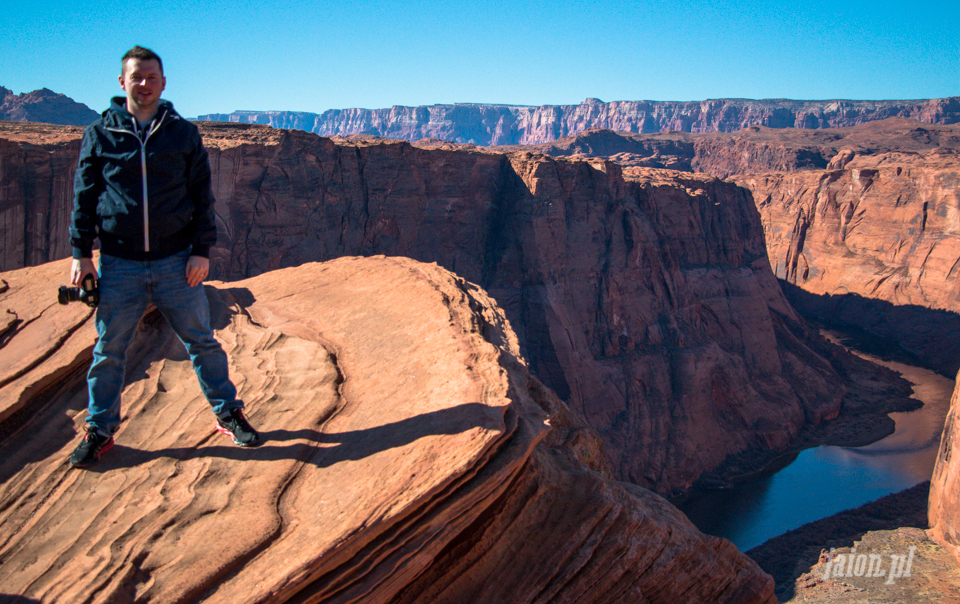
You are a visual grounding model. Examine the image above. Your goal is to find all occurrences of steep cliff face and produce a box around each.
[0,122,84,271]
[517,120,960,380]
[0,256,776,604]
[0,86,99,126]
[0,121,846,496]
[199,97,960,145]
[930,374,960,568]
[733,148,960,376]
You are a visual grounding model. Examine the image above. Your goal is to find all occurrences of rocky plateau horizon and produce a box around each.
[3,83,959,142]
[1,88,960,602]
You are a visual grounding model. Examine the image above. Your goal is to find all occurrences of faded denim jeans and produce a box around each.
[85,247,240,435]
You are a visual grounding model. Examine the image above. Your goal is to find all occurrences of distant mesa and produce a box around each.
[198,96,960,145]
[0,86,99,126]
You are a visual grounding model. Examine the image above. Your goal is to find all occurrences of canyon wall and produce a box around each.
[930,373,960,567]
[199,96,960,145]
[0,121,849,497]
[733,148,960,376]
[511,120,960,378]
[0,123,83,270]
[0,256,776,604]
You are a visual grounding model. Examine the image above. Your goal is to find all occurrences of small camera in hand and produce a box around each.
[58,274,99,308]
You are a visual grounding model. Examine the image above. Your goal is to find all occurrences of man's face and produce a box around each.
[119,58,165,113]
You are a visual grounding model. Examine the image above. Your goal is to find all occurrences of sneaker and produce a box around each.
[69,428,114,468]
[215,409,262,447]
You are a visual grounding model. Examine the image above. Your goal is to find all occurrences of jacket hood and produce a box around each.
[103,97,179,126]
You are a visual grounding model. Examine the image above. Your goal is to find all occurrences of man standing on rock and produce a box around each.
[67,45,261,468]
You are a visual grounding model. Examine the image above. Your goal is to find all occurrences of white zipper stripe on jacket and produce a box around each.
[105,110,166,253]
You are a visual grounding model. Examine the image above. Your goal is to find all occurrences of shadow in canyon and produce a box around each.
[780,280,960,378]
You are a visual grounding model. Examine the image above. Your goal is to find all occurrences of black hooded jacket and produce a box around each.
[70,96,216,260]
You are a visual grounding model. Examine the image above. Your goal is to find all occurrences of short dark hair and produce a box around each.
[121,46,163,75]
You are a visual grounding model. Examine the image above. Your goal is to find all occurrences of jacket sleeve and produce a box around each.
[69,126,102,258]
[186,130,217,258]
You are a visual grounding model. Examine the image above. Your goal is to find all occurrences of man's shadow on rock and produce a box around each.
[86,402,499,472]
[0,596,42,604]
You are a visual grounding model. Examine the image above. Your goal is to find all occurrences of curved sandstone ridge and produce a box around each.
[0,256,774,604]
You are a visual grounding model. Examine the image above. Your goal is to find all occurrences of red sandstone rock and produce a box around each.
[0,121,847,497]
[930,376,960,567]
[0,256,775,604]
[732,148,960,376]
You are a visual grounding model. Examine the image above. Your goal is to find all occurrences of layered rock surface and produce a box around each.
[930,374,960,566]
[0,122,84,270]
[199,97,960,145]
[0,256,775,604]
[0,121,850,497]
[733,148,960,377]
[506,119,960,379]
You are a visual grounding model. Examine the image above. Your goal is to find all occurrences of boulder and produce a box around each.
[0,256,775,604]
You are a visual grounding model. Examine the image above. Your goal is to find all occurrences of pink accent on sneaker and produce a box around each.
[215,420,233,438]
[98,438,115,459]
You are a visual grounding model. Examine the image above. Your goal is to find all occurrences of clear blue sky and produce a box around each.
[4,0,958,118]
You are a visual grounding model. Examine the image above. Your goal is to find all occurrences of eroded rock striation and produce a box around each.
[0,86,99,126]
[0,256,775,604]
[733,148,960,376]
[930,375,960,567]
[199,97,960,145]
[0,121,849,496]
[0,122,84,270]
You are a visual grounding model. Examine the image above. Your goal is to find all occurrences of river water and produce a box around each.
[678,335,955,552]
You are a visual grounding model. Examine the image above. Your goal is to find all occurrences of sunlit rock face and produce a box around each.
[0,256,776,604]
[930,374,960,568]
[733,147,960,377]
[0,121,845,497]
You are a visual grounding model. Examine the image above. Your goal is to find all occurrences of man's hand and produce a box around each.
[186,255,209,287]
[71,257,97,286]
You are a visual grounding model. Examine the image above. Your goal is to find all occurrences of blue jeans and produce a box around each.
[86,248,240,434]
